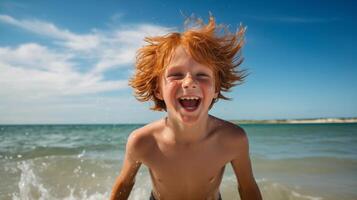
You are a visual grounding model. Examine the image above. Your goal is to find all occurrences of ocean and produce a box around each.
[0,123,356,200]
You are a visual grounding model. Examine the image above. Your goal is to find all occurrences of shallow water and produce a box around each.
[1,123,356,200]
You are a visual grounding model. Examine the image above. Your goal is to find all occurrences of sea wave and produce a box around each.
[0,143,120,160]
[257,178,323,200]
[8,160,111,200]
[3,160,335,200]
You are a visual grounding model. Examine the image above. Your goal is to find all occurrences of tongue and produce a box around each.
[181,99,198,108]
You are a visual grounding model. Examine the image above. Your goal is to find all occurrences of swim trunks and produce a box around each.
[149,191,222,200]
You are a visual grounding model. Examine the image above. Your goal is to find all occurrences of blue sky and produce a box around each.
[0,0,356,124]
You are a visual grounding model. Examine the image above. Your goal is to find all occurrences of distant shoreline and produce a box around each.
[1,117,357,125]
[231,117,357,124]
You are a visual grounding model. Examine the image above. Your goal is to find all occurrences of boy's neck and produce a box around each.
[164,114,212,144]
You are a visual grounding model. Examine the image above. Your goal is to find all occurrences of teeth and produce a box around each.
[179,97,199,100]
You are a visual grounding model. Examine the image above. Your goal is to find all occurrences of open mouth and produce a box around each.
[178,96,201,112]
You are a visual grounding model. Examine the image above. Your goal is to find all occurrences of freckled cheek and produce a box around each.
[200,81,215,91]
[166,81,180,91]
[166,80,178,87]
[200,82,216,101]
[163,81,180,99]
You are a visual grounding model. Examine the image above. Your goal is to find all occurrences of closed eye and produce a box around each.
[168,73,183,77]
[167,73,184,79]
[197,73,209,78]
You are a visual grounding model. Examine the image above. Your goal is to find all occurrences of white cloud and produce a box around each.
[0,95,164,124]
[0,15,175,93]
[0,14,175,123]
[0,43,73,73]
[0,14,100,50]
[0,14,175,72]
[91,24,174,73]
[0,43,128,99]
[0,14,166,72]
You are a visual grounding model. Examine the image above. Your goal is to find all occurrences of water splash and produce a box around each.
[257,178,323,200]
[11,160,110,200]
[12,161,51,200]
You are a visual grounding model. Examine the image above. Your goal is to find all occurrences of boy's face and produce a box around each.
[155,45,218,124]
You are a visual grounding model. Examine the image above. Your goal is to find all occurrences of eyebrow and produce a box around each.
[166,65,184,70]
[166,66,213,77]
[167,65,211,71]
[165,66,184,74]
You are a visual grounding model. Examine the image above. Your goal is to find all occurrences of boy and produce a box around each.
[110,15,262,200]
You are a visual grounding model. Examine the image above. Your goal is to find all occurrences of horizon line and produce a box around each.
[1,116,356,126]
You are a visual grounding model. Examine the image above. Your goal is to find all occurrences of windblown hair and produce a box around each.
[129,14,248,111]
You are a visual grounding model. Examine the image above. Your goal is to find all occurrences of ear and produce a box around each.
[213,91,218,99]
[155,89,163,100]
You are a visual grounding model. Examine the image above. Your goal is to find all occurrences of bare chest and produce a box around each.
[143,141,230,196]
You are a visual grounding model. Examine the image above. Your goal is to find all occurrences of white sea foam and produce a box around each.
[257,178,323,200]
[291,191,323,200]
[7,160,329,200]
[77,150,86,158]
[11,160,110,200]
[13,161,51,200]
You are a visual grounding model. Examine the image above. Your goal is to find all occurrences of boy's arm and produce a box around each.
[110,131,142,200]
[230,128,262,200]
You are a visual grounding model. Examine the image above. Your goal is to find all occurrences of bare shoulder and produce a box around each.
[210,116,249,155]
[126,118,164,161]
[211,116,247,140]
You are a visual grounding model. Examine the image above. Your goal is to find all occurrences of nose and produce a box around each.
[182,73,197,89]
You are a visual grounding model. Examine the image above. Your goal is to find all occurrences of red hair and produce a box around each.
[129,15,248,111]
